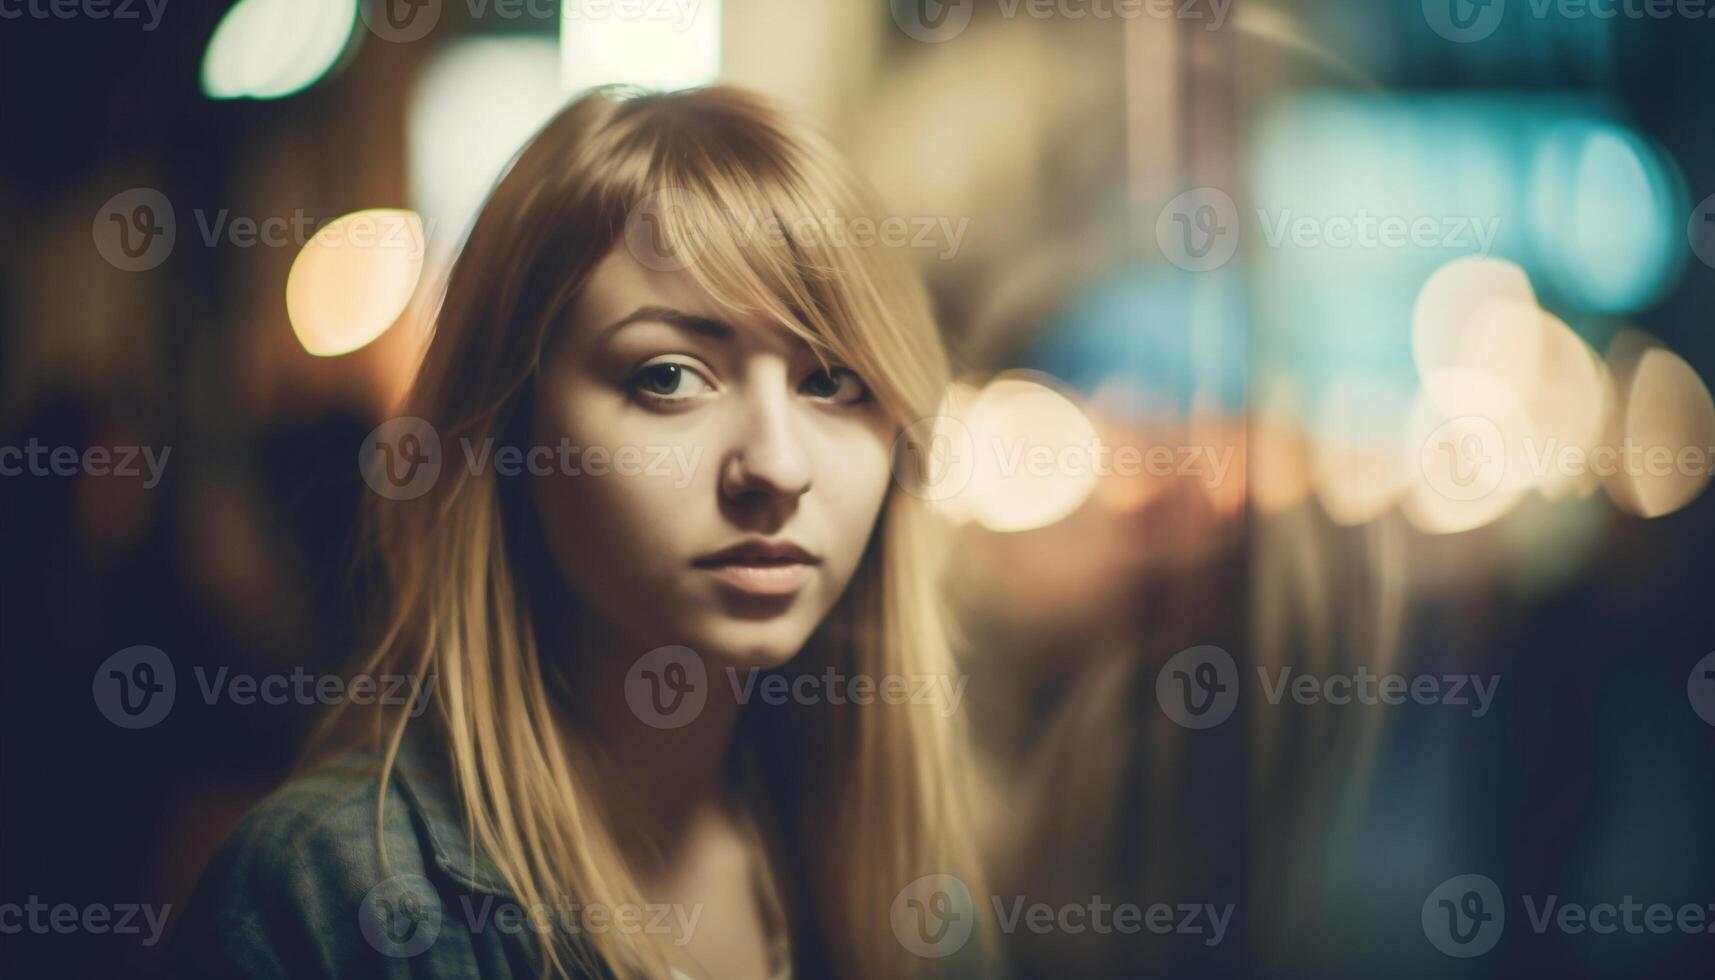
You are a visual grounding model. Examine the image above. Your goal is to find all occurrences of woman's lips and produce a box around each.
[698,561,810,596]
[691,539,818,597]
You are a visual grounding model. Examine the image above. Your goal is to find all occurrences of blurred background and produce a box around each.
[4,0,1715,976]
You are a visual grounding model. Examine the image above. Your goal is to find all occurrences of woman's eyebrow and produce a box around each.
[597,305,734,342]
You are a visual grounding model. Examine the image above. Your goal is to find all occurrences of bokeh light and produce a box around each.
[1527,123,1685,313]
[408,38,566,265]
[202,0,357,101]
[959,375,1100,534]
[1602,335,1715,518]
[285,209,425,357]
[560,0,722,94]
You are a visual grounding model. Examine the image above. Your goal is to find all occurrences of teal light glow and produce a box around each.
[1247,94,1686,394]
[1527,124,1685,313]
[202,0,358,101]
[1019,265,1248,419]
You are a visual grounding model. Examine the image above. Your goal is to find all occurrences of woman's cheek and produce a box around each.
[816,426,894,555]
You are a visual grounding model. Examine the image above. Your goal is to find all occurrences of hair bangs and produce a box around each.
[602,90,944,427]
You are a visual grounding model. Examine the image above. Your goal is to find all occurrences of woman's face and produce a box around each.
[529,245,895,667]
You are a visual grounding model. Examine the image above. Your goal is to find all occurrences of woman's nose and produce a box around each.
[718,379,813,503]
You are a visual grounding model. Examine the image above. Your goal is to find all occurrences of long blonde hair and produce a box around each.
[316,85,989,978]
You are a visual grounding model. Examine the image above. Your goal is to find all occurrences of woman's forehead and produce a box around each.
[572,245,819,357]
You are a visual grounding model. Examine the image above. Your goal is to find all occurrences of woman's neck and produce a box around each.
[555,610,752,873]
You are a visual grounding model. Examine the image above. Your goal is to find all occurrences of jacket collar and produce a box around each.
[388,727,514,896]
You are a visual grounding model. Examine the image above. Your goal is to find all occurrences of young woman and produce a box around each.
[168,86,995,979]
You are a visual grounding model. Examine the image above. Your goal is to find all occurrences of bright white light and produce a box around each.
[408,38,567,264]
[1605,342,1715,519]
[1411,257,1540,418]
[1526,311,1607,500]
[1401,373,1532,535]
[560,0,722,93]
[202,0,357,101]
[962,376,1100,533]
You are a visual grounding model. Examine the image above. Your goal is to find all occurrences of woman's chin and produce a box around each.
[688,617,814,671]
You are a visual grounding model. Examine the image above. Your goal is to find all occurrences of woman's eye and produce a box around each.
[801,367,870,405]
[630,362,711,402]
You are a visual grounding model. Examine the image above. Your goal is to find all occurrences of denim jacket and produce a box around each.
[166,731,1002,979]
[166,732,555,979]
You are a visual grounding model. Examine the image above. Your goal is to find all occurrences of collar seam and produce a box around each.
[390,754,513,896]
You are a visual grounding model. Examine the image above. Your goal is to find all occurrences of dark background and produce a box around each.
[5,1,1715,977]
